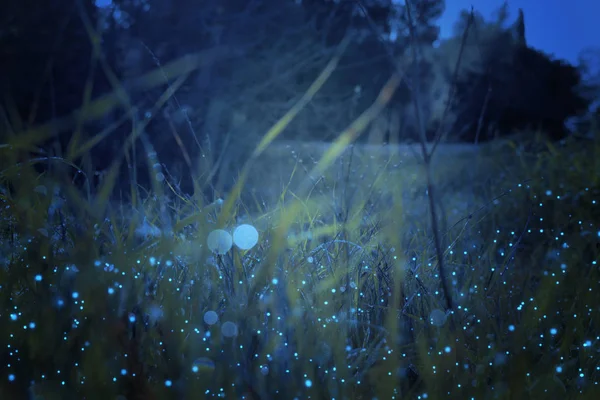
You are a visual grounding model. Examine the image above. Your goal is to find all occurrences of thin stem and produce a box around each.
[404,2,453,311]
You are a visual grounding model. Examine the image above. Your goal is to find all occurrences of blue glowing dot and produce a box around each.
[72,292,79,299]
[120,369,127,376]
[57,299,65,307]
[34,274,42,282]
[304,379,312,388]
[272,278,278,285]
[8,374,15,382]
[108,287,115,295]
[165,380,172,387]
[10,314,17,321]
[444,346,451,353]
[29,322,36,329]
[128,314,136,323]
[191,365,199,373]
[556,366,563,373]
[508,325,515,332]
[550,328,558,335]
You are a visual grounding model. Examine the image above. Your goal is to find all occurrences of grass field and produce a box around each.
[1,47,599,399]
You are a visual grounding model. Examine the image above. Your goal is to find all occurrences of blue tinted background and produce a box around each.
[96,0,597,64]
[438,0,599,63]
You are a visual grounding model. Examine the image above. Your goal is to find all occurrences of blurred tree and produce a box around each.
[449,6,590,142]
[577,47,600,104]
[383,0,446,142]
[514,8,526,47]
[395,0,444,46]
[102,0,303,196]
[12,0,446,199]
[101,0,415,196]
[301,0,397,46]
[565,48,600,138]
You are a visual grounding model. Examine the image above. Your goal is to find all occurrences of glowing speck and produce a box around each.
[192,357,215,372]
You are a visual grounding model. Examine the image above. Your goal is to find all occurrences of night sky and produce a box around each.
[439,0,599,64]
[95,0,598,65]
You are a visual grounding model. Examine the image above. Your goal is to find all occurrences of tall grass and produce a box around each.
[1,7,600,400]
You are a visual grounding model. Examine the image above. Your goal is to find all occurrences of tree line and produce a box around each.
[1,0,596,195]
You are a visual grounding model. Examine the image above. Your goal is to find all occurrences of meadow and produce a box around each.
[1,50,599,400]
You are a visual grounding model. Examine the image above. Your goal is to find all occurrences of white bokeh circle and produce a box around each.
[207,229,233,254]
[233,224,259,250]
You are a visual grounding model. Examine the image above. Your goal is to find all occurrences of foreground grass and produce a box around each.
[0,28,599,397]
[1,125,599,399]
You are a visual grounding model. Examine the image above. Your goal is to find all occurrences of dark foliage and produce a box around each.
[452,43,590,142]
[0,0,115,196]
[0,0,107,125]
[301,0,397,46]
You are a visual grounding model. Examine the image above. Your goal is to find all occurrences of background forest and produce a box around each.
[1,0,600,399]
[2,0,598,196]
